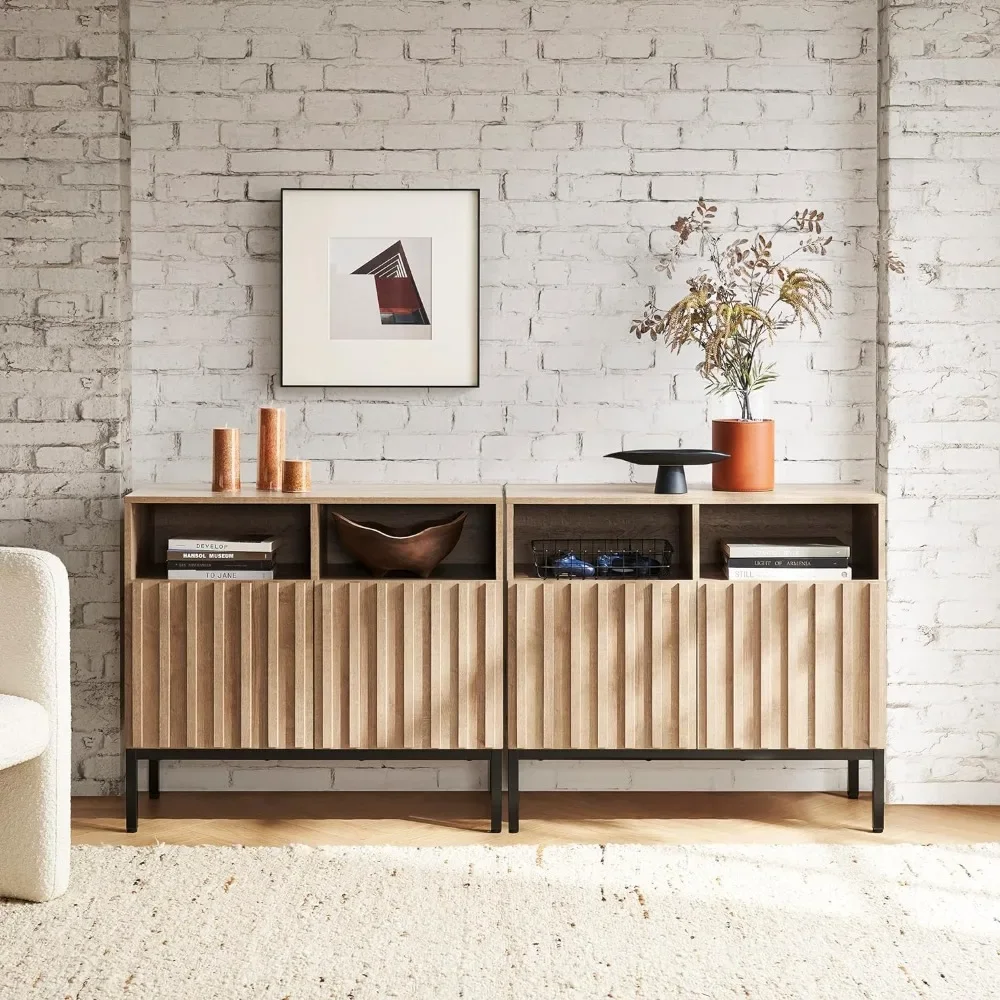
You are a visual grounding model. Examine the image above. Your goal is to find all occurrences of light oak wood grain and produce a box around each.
[315,580,502,750]
[509,581,698,750]
[72,794,1000,847]
[505,484,884,505]
[127,485,504,504]
[128,580,313,750]
[698,581,885,750]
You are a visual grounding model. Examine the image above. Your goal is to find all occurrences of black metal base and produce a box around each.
[654,465,687,494]
[124,749,503,835]
[507,749,885,834]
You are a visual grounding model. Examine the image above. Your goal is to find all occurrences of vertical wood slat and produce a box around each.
[402,585,416,748]
[510,581,695,750]
[320,584,335,748]
[130,581,145,747]
[316,581,501,750]
[868,583,887,747]
[240,584,253,747]
[698,582,884,751]
[293,583,307,748]
[267,585,280,748]
[211,585,225,748]
[186,585,198,746]
[457,583,471,749]
[429,584,444,748]
[348,582,362,748]
[677,583,696,749]
[158,585,171,747]
[484,583,501,749]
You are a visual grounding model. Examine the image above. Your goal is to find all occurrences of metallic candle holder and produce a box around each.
[281,459,311,493]
[212,427,240,492]
[256,406,286,490]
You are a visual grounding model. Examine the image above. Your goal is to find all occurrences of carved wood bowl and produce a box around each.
[331,511,467,578]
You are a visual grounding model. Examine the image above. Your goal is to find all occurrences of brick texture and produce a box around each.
[130,0,877,492]
[0,0,129,794]
[878,0,1000,803]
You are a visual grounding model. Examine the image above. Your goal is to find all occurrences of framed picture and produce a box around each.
[281,188,480,387]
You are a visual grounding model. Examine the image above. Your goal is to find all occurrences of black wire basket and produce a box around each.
[531,538,674,580]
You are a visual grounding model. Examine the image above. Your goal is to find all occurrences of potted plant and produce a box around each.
[630,200,901,491]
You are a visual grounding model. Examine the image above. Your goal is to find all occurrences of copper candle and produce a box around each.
[212,427,240,492]
[256,406,286,490]
[281,459,311,493]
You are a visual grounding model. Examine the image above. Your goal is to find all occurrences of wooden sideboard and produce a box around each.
[122,483,887,835]
[505,484,886,833]
[122,485,504,832]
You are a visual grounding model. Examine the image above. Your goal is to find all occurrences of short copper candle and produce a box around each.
[212,427,240,492]
[281,459,311,493]
[256,406,286,491]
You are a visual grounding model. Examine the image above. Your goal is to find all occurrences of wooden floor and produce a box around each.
[73,792,1000,847]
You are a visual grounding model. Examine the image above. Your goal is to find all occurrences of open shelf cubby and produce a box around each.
[320,503,499,581]
[697,501,882,580]
[130,501,312,580]
[510,503,694,580]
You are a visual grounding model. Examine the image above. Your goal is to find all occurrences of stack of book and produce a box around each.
[722,537,851,580]
[166,537,278,581]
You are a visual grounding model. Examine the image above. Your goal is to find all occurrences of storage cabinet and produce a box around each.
[315,580,502,750]
[128,579,313,751]
[509,580,697,750]
[123,486,504,833]
[698,580,885,750]
[505,485,887,833]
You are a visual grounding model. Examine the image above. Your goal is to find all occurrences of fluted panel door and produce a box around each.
[509,581,697,750]
[127,581,314,750]
[315,581,502,750]
[698,581,885,750]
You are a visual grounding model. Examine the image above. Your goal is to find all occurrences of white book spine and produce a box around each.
[724,545,850,559]
[168,538,275,553]
[725,567,852,581]
[167,569,275,581]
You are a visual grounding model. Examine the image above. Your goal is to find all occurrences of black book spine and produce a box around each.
[725,556,850,569]
[167,550,273,562]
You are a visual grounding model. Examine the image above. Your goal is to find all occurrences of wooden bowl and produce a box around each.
[331,511,467,578]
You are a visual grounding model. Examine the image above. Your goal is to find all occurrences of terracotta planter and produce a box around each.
[711,419,775,492]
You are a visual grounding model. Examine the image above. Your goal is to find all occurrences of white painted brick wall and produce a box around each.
[127,0,879,796]
[0,0,129,795]
[879,0,1000,804]
[130,0,877,495]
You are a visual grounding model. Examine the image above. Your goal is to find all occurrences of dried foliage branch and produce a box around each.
[631,200,904,421]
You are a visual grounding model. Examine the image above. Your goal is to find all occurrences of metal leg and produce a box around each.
[488,751,502,833]
[872,750,884,833]
[847,759,859,799]
[148,758,160,800]
[507,751,519,833]
[125,750,138,833]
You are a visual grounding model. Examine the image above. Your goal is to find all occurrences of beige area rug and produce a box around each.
[2,844,999,999]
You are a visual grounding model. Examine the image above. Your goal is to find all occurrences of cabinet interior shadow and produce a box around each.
[321,503,498,580]
[511,504,693,579]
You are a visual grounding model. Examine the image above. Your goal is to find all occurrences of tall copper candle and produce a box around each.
[212,427,240,491]
[256,406,286,490]
[281,459,311,493]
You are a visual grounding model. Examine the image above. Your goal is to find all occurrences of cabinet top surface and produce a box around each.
[505,484,884,505]
[126,484,504,503]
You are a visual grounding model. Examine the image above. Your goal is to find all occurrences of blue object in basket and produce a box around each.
[596,551,663,576]
[550,552,596,578]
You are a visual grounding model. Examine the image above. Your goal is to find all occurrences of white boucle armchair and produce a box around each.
[0,547,70,902]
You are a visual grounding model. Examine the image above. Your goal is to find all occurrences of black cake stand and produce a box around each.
[605,449,729,495]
